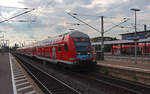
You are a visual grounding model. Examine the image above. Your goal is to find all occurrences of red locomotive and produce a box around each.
[17,31,96,69]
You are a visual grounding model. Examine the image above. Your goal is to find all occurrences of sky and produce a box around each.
[0,0,150,46]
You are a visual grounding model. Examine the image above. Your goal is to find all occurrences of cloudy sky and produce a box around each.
[0,0,150,46]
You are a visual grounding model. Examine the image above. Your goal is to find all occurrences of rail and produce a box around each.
[13,54,81,94]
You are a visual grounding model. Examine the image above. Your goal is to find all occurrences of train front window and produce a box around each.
[73,37,91,52]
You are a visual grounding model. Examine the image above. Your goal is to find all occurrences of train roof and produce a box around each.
[120,30,150,35]
[20,31,89,49]
[58,30,89,38]
[69,31,89,38]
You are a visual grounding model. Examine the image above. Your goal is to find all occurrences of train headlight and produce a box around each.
[77,52,81,55]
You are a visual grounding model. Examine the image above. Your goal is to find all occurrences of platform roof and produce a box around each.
[120,30,150,35]
[92,38,150,45]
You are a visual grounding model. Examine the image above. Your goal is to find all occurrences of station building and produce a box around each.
[121,30,150,40]
[91,36,117,52]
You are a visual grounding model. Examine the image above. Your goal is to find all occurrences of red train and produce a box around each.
[17,31,96,69]
[112,44,150,55]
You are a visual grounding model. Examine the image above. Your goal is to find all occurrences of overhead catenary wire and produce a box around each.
[104,18,130,33]
[71,13,101,18]
[0,8,35,23]
[0,6,36,23]
[66,16,100,27]
[67,13,101,33]
[0,5,31,10]
[68,12,132,34]
[71,12,131,20]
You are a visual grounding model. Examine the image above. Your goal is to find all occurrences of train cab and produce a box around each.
[66,31,96,68]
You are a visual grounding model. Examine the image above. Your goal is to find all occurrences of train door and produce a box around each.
[36,47,38,56]
[62,43,69,61]
[57,45,63,60]
[147,46,150,54]
[114,48,120,55]
[117,48,120,55]
[138,47,142,55]
[32,47,36,56]
[52,47,55,60]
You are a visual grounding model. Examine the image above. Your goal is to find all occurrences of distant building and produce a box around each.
[91,37,118,52]
[120,30,150,40]
[92,30,150,55]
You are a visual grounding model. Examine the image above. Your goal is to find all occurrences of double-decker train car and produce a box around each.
[112,44,150,55]
[17,31,96,69]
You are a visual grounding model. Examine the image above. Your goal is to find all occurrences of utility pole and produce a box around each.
[2,33,4,47]
[144,24,147,56]
[134,9,137,64]
[144,24,147,33]
[101,16,104,60]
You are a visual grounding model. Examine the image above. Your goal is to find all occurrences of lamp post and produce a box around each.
[144,24,147,56]
[130,8,140,64]
[101,16,104,60]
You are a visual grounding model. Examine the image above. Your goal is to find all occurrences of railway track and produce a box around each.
[85,71,150,94]
[13,53,150,94]
[14,54,81,94]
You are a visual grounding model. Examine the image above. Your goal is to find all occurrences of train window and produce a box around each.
[73,38,78,41]
[64,44,68,51]
[73,38,88,42]
[58,45,61,52]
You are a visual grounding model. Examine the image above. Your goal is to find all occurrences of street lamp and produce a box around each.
[130,8,140,34]
[130,8,140,64]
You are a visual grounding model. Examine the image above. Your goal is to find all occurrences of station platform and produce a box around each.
[0,53,43,94]
[0,53,13,94]
[97,58,150,73]
[97,58,150,85]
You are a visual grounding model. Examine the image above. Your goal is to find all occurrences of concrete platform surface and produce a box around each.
[97,59,150,73]
[0,53,13,94]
